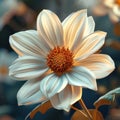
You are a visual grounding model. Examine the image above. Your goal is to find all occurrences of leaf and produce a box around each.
[25,101,52,120]
[94,99,112,109]
[71,109,104,120]
[94,87,120,109]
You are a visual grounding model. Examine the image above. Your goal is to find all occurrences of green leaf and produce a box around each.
[94,87,120,109]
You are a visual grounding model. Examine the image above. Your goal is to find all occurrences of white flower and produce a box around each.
[93,0,120,22]
[9,9,115,111]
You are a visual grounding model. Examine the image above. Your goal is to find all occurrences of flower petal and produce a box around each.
[17,79,47,105]
[9,30,50,57]
[9,56,48,80]
[40,73,68,98]
[78,54,115,79]
[71,16,95,51]
[37,9,63,49]
[62,9,87,48]
[50,85,82,111]
[109,10,119,23]
[66,66,97,91]
[74,31,106,60]
[113,5,120,17]
[85,16,95,36]
[70,86,82,105]
[103,0,114,8]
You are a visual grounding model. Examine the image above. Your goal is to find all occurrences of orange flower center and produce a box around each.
[115,0,120,6]
[47,47,73,75]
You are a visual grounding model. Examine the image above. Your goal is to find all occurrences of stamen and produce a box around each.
[47,47,73,76]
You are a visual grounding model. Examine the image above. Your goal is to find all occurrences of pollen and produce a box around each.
[47,46,73,75]
[115,0,120,6]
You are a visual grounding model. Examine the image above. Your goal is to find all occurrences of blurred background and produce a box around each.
[0,0,120,120]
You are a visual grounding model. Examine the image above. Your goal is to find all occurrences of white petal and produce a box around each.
[71,16,95,51]
[66,66,97,91]
[9,56,48,80]
[70,86,82,104]
[85,16,95,36]
[50,85,71,111]
[113,5,120,16]
[103,0,114,8]
[40,74,68,98]
[50,85,82,111]
[62,9,87,49]
[9,30,50,57]
[17,79,47,105]
[109,10,119,23]
[78,54,115,79]
[37,9,63,49]
[74,31,106,60]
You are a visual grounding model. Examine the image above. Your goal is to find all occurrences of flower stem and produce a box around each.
[79,99,93,120]
[71,106,88,119]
